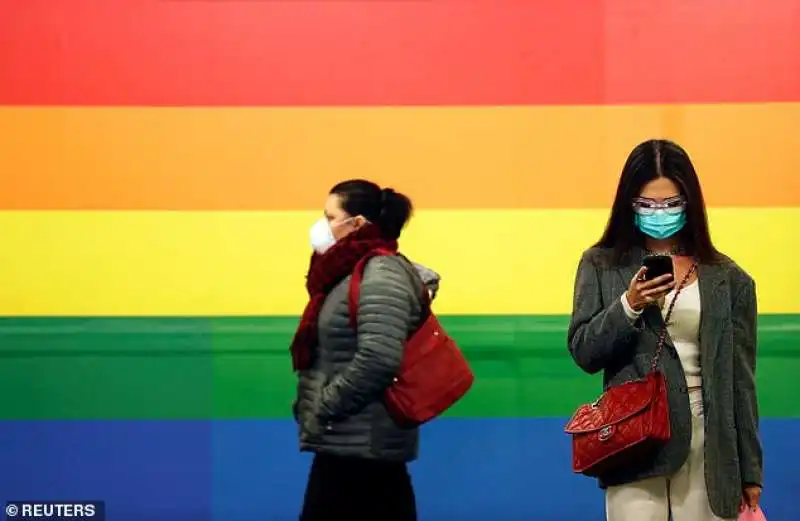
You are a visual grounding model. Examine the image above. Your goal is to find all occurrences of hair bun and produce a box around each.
[380,187,395,205]
[379,188,395,217]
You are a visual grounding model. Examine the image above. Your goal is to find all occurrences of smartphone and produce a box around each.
[642,255,674,282]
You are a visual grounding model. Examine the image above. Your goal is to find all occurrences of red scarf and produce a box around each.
[290,224,398,371]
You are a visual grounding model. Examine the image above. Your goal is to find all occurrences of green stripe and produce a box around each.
[1,316,798,420]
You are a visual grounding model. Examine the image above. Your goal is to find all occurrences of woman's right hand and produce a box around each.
[625,266,676,311]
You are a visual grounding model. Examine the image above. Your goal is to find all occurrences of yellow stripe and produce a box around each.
[0,209,796,315]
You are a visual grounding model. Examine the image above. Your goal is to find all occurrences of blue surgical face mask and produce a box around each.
[635,210,686,239]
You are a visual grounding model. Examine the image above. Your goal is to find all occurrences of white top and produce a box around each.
[621,280,702,388]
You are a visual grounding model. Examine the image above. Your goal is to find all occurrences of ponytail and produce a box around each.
[378,188,413,240]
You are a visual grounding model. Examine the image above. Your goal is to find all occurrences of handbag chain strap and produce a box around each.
[649,262,698,372]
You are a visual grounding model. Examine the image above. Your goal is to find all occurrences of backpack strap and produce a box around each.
[348,248,431,330]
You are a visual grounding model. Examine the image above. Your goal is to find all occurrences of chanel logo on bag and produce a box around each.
[598,425,614,442]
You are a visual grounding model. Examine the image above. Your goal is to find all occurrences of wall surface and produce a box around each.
[1,1,799,520]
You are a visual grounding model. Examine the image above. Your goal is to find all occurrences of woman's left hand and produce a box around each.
[742,485,761,511]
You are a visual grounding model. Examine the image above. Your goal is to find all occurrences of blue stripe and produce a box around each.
[1,419,795,521]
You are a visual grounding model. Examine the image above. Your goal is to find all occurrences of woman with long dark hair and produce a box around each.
[290,179,439,521]
[567,140,762,520]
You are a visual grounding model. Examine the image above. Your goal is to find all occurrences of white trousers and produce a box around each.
[605,389,735,521]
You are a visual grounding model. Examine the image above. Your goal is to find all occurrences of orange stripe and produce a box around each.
[0,104,798,210]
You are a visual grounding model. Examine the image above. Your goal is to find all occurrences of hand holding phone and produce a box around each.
[625,256,676,311]
[642,255,674,281]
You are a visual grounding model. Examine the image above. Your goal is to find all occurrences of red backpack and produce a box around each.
[348,249,475,428]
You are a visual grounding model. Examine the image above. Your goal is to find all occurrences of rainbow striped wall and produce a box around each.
[1,2,799,520]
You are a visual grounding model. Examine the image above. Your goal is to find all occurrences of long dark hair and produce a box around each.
[330,179,413,240]
[595,139,721,264]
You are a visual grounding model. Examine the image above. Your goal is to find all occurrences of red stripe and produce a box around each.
[1,0,798,106]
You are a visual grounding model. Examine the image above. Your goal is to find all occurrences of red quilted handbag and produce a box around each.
[564,263,697,477]
[348,249,475,428]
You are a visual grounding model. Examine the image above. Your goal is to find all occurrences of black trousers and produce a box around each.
[299,453,417,521]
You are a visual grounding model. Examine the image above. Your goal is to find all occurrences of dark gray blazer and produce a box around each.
[295,256,438,462]
[567,246,762,519]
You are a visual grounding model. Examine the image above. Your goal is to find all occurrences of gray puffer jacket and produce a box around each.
[295,255,440,462]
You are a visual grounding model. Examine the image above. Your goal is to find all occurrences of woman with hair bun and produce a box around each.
[291,179,440,521]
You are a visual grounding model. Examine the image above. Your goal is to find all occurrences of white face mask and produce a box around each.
[309,217,336,254]
[310,216,358,254]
